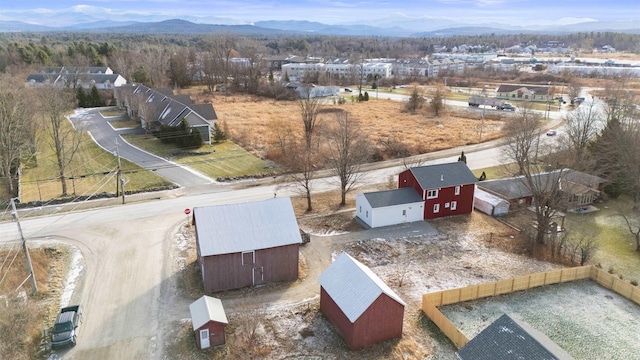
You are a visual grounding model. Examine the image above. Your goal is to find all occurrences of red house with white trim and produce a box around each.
[398,162,477,220]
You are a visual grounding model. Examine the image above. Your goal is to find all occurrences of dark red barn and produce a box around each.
[193,197,302,292]
[398,162,477,220]
[318,252,406,350]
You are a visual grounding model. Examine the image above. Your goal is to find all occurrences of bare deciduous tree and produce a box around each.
[322,111,371,206]
[619,211,640,252]
[561,99,604,167]
[502,104,569,246]
[429,84,446,117]
[0,79,36,194]
[298,93,322,150]
[40,88,82,196]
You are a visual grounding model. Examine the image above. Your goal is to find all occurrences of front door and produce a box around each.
[200,328,210,349]
[252,266,264,286]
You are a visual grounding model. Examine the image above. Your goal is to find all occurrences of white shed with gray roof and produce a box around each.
[355,187,424,228]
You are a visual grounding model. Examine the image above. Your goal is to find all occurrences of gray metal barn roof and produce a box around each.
[194,197,302,256]
[363,188,423,208]
[409,162,478,190]
[318,252,406,323]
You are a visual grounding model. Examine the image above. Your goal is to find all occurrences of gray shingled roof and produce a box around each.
[363,188,423,208]
[478,169,604,200]
[194,197,302,256]
[191,104,218,121]
[456,314,574,360]
[409,162,477,190]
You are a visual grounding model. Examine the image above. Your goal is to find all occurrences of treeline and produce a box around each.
[1,31,639,74]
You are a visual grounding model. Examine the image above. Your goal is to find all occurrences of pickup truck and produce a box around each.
[51,305,81,348]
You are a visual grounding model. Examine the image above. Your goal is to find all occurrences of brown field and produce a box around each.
[181,92,506,161]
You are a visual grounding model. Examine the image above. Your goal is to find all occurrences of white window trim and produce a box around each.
[433,203,440,213]
[455,186,460,195]
[241,250,255,265]
[427,189,439,199]
[451,201,457,211]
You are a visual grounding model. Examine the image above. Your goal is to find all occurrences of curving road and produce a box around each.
[68,108,213,187]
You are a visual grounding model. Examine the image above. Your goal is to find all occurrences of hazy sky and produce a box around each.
[2,1,637,26]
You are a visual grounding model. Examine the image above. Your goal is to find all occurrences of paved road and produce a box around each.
[68,108,213,187]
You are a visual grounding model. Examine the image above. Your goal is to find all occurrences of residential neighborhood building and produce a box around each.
[114,84,217,144]
[318,252,406,350]
[189,296,228,349]
[398,162,478,220]
[193,197,303,292]
[456,314,574,360]
[496,84,551,102]
[478,169,606,211]
[26,66,127,89]
[355,188,424,228]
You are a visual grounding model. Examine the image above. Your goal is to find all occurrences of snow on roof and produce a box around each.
[189,295,228,330]
[318,252,406,323]
[194,197,302,256]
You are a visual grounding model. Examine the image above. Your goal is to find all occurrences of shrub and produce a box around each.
[608,266,615,274]
[631,280,638,286]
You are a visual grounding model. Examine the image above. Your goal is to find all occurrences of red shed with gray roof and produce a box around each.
[189,296,228,349]
[399,162,478,220]
[193,197,302,292]
[318,252,406,350]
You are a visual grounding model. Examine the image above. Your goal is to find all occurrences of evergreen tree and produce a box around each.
[76,86,87,107]
[89,85,104,107]
[213,124,226,143]
[458,151,467,163]
[364,92,369,101]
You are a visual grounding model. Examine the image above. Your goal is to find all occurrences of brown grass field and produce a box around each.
[182,92,507,161]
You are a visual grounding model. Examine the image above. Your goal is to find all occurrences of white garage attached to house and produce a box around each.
[355,188,424,228]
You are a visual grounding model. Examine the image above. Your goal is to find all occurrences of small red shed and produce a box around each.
[189,295,228,349]
[318,252,406,350]
[398,162,478,220]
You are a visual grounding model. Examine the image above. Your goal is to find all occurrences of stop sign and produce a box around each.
[184,208,191,215]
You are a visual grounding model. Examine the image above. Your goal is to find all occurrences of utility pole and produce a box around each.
[115,138,121,199]
[10,198,37,295]
[479,84,488,142]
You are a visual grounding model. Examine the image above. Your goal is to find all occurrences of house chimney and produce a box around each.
[441,174,444,181]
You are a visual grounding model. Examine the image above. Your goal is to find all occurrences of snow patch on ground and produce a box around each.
[59,246,83,308]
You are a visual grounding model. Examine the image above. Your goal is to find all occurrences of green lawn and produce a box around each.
[108,119,141,129]
[564,197,640,281]
[121,134,278,179]
[20,124,172,203]
[99,108,127,117]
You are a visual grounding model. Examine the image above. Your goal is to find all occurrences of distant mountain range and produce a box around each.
[1,18,638,37]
